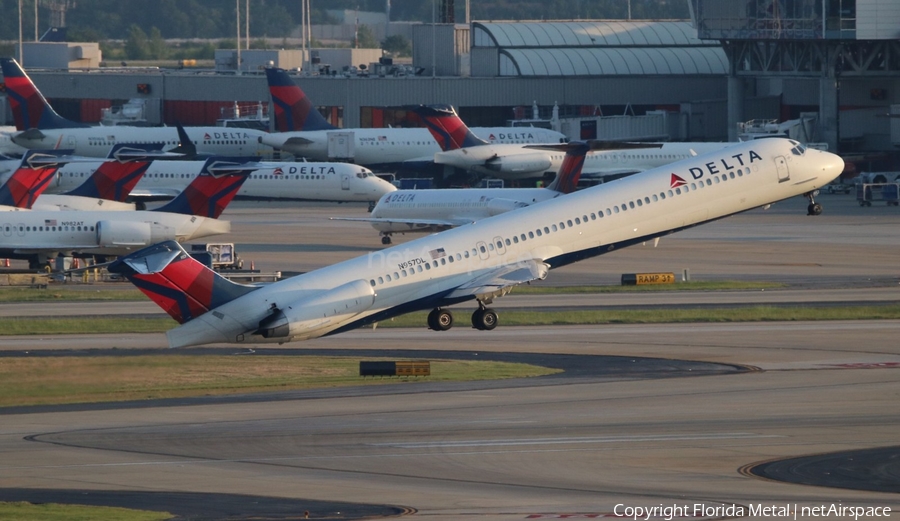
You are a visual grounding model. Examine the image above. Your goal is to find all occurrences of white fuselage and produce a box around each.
[0,209,229,257]
[39,160,396,202]
[166,139,844,348]
[11,126,271,158]
[435,141,734,180]
[367,187,557,234]
[259,127,567,167]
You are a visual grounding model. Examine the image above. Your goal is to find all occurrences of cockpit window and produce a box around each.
[790,144,807,156]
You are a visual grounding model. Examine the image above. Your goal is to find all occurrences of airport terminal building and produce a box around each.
[2,7,899,162]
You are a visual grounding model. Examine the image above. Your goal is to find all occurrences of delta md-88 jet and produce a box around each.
[258,67,566,170]
[109,138,842,348]
[0,58,270,158]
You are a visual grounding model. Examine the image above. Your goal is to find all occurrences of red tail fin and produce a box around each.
[155,157,258,218]
[265,67,336,132]
[107,241,256,324]
[410,105,489,151]
[0,150,72,208]
[0,58,89,130]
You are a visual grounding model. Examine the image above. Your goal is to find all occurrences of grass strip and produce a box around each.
[0,502,171,521]
[0,287,145,302]
[514,281,787,294]
[0,281,783,303]
[0,355,558,408]
[2,305,899,336]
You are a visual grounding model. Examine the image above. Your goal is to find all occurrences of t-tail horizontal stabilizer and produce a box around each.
[108,241,257,324]
[0,149,73,208]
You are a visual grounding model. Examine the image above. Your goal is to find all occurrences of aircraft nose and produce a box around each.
[820,150,845,183]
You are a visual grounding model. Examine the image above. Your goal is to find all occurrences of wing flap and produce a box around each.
[446,259,550,301]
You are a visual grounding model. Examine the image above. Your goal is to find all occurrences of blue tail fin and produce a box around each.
[0,58,90,130]
[155,157,259,218]
[265,67,336,132]
[65,144,161,201]
[0,149,73,208]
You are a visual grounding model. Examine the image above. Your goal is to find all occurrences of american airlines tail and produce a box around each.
[0,58,90,131]
[412,104,490,151]
[0,149,72,208]
[264,67,336,132]
[154,157,259,218]
[65,144,160,201]
[109,241,257,324]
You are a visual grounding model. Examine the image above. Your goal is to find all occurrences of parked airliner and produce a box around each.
[423,104,731,180]
[0,145,158,211]
[109,138,842,348]
[336,141,599,244]
[1,159,257,267]
[43,158,395,204]
[0,58,270,158]
[258,67,566,170]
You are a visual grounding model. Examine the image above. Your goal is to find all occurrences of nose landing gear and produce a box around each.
[805,190,823,216]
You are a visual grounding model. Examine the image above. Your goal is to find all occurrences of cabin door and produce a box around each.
[774,155,790,183]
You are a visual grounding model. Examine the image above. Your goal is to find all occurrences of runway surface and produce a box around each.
[0,192,899,519]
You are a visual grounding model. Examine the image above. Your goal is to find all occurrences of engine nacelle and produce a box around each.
[257,279,376,339]
[96,220,152,247]
[483,152,552,174]
[486,197,529,216]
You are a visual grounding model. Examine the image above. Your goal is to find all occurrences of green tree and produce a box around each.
[147,27,168,59]
[381,34,412,57]
[355,24,379,49]
[124,24,149,60]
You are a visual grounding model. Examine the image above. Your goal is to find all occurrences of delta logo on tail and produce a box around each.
[154,157,258,218]
[553,154,586,194]
[264,67,336,132]
[66,160,153,201]
[0,150,71,208]
[0,58,89,131]
[109,241,255,324]
[412,105,488,151]
[109,241,257,323]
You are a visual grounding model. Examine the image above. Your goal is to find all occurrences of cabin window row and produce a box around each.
[4,225,95,232]
[368,166,753,288]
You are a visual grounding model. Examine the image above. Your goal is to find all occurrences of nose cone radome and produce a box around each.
[819,150,845,184]
[374,178,397,196]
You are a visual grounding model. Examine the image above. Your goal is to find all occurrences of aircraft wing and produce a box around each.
[444,259,550,301]
[330,216,472,228]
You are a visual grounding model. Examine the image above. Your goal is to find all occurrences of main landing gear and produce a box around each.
[380,234,392,245]
[427,308,454,331]
[805,190,823,216]
[426,304,499,331]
